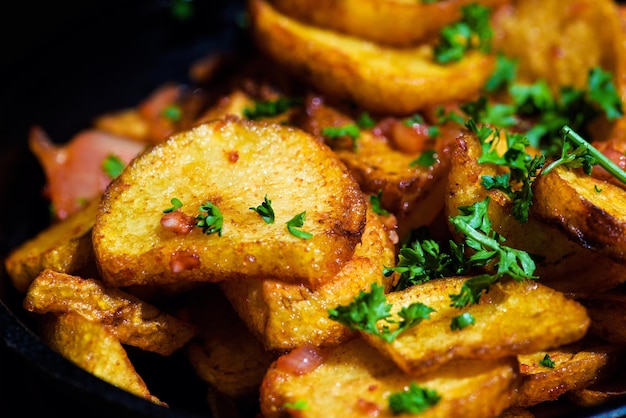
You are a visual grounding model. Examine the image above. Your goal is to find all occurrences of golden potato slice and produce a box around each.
[93,108,150,142]
[271,0,509,47]
[541,257,626,298]
[361,277,589,377]
[93,117,366,288]
[532,165,626,263]
[515,342,623,407]
[24,269,196,356]
[259,337,519,418]
[581,290,626,344]
[4,196,99,293]
[566,370,626,407]
[184,285,277,398]
[446,132,598,279]
[42,312,164,405]
[492,0,623,91]
[220,206,395,351]
[248,0,495,114]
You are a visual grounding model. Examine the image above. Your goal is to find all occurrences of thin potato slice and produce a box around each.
[184,285,277,398]
[93,117,366,288]
[492,0,623,91]
[362,277,589,377]
[4,196,99,293]
[248,0,495,114]
[515,342,623,407]
[24,269,196,356]
[220,206,396,351]
[566,372,626,407]
[42,312,164,405]
[581,290,626,344]
[271,0,509,47]
[532,165,626,263]
[259,337,519,418]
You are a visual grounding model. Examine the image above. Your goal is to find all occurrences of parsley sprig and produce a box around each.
[102,154,125,179]
[448,197,537,308]
[249,195,275,224]
[286,211,313,239]
[328,282,434,343]
[195,201,224,236]
[243,97,301,120]
[434,4,493,64]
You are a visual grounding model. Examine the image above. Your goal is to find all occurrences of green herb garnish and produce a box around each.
[283,400,309,410]
[328,282,434,343]
[450,312,475,330]
[388,382,441,414]
[163,197,183,213]
[243,97,301,120]
[286,211,313,239]
[102,154,125,179]
[250,195,275,224]
[434,4,492,64]
[370,190,389,216]
[410,149,438,167]
[195,201,224,236]
[539,354,555,368]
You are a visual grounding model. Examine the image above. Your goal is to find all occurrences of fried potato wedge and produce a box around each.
[492,0,623,91]
[362,277,589,377]
[446,132,598,279]
[515,342,623,407]
[532,165,626,263]
[24,269,196,356]
[581,290,626,344]
[248,0,495,114]
[184,285,277,398]
[93,108,150,142]
[566,370,626,407]
[42,312,164,405]
[260,337,519,418]
[220,206,395,351]
[93,117,366,288]
[4,196,99,294]
[271,0,509,47]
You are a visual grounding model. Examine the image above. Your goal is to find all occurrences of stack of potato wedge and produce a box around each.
[5,0,626,416]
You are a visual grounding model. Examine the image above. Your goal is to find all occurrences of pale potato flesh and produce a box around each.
[93,117,366,288]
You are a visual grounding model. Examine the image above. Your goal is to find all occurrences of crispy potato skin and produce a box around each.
[43,312,164,405]
[4,197,99,293]
[93,118,366,288]
[532,166,626,262]
[271,0,510,47]
[220,206,396,351]
[24,269,196,356]
[582,291,626,344]
[515,343,622,407]
[260,337,519,418]
[362,277,590,377]
[249,0,495,114]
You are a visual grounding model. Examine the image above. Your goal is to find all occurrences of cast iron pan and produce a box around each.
[1,1,626,417]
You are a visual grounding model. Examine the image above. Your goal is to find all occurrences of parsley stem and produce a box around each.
[546,125,626,185]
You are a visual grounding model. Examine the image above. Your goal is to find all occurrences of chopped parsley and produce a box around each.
[328,282,434,343]
[283,400,309,411]
[162,104,182,122]
[195,201,224,236]
[388,382,441,414]
[409,149,438,168]
[163,197,183,213]
[539,354,555,368]
[370,190,390,216]
[243,97,301,120]
[450,312,475,330]
[357,112,376,129]
[434,4,493,64]
[322,123,361,151]
[249,195,275,224]
[102,154,125,179]
[286,211,313,239]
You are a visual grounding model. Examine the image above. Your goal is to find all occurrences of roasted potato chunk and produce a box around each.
[271,0,509,47]
[93,117,366,288]
[4,196,99,293]
[184,285,277,398]
[220,206,396,351]
[362,277,589,377]
[42,312,164,405]
[581,289,626,344]
[260,337,519,418]
[532,165,626,263]
[492,0,623,91]
[248,0,495,114]
[24,269,196,356]
[515,342,623,407]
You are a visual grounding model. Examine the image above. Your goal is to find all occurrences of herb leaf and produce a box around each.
[539,354,556,368]
[286,211,313,239]
[434,4,492,64]
[243,97,301,120]
[450,312,476,330]
[195,201,224,236]
[250,195,275,224]
[370,190,389,216]
[163,197,183,213]
[102,154,125,179]
[388,382,441,414]
[328,283,434,343]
